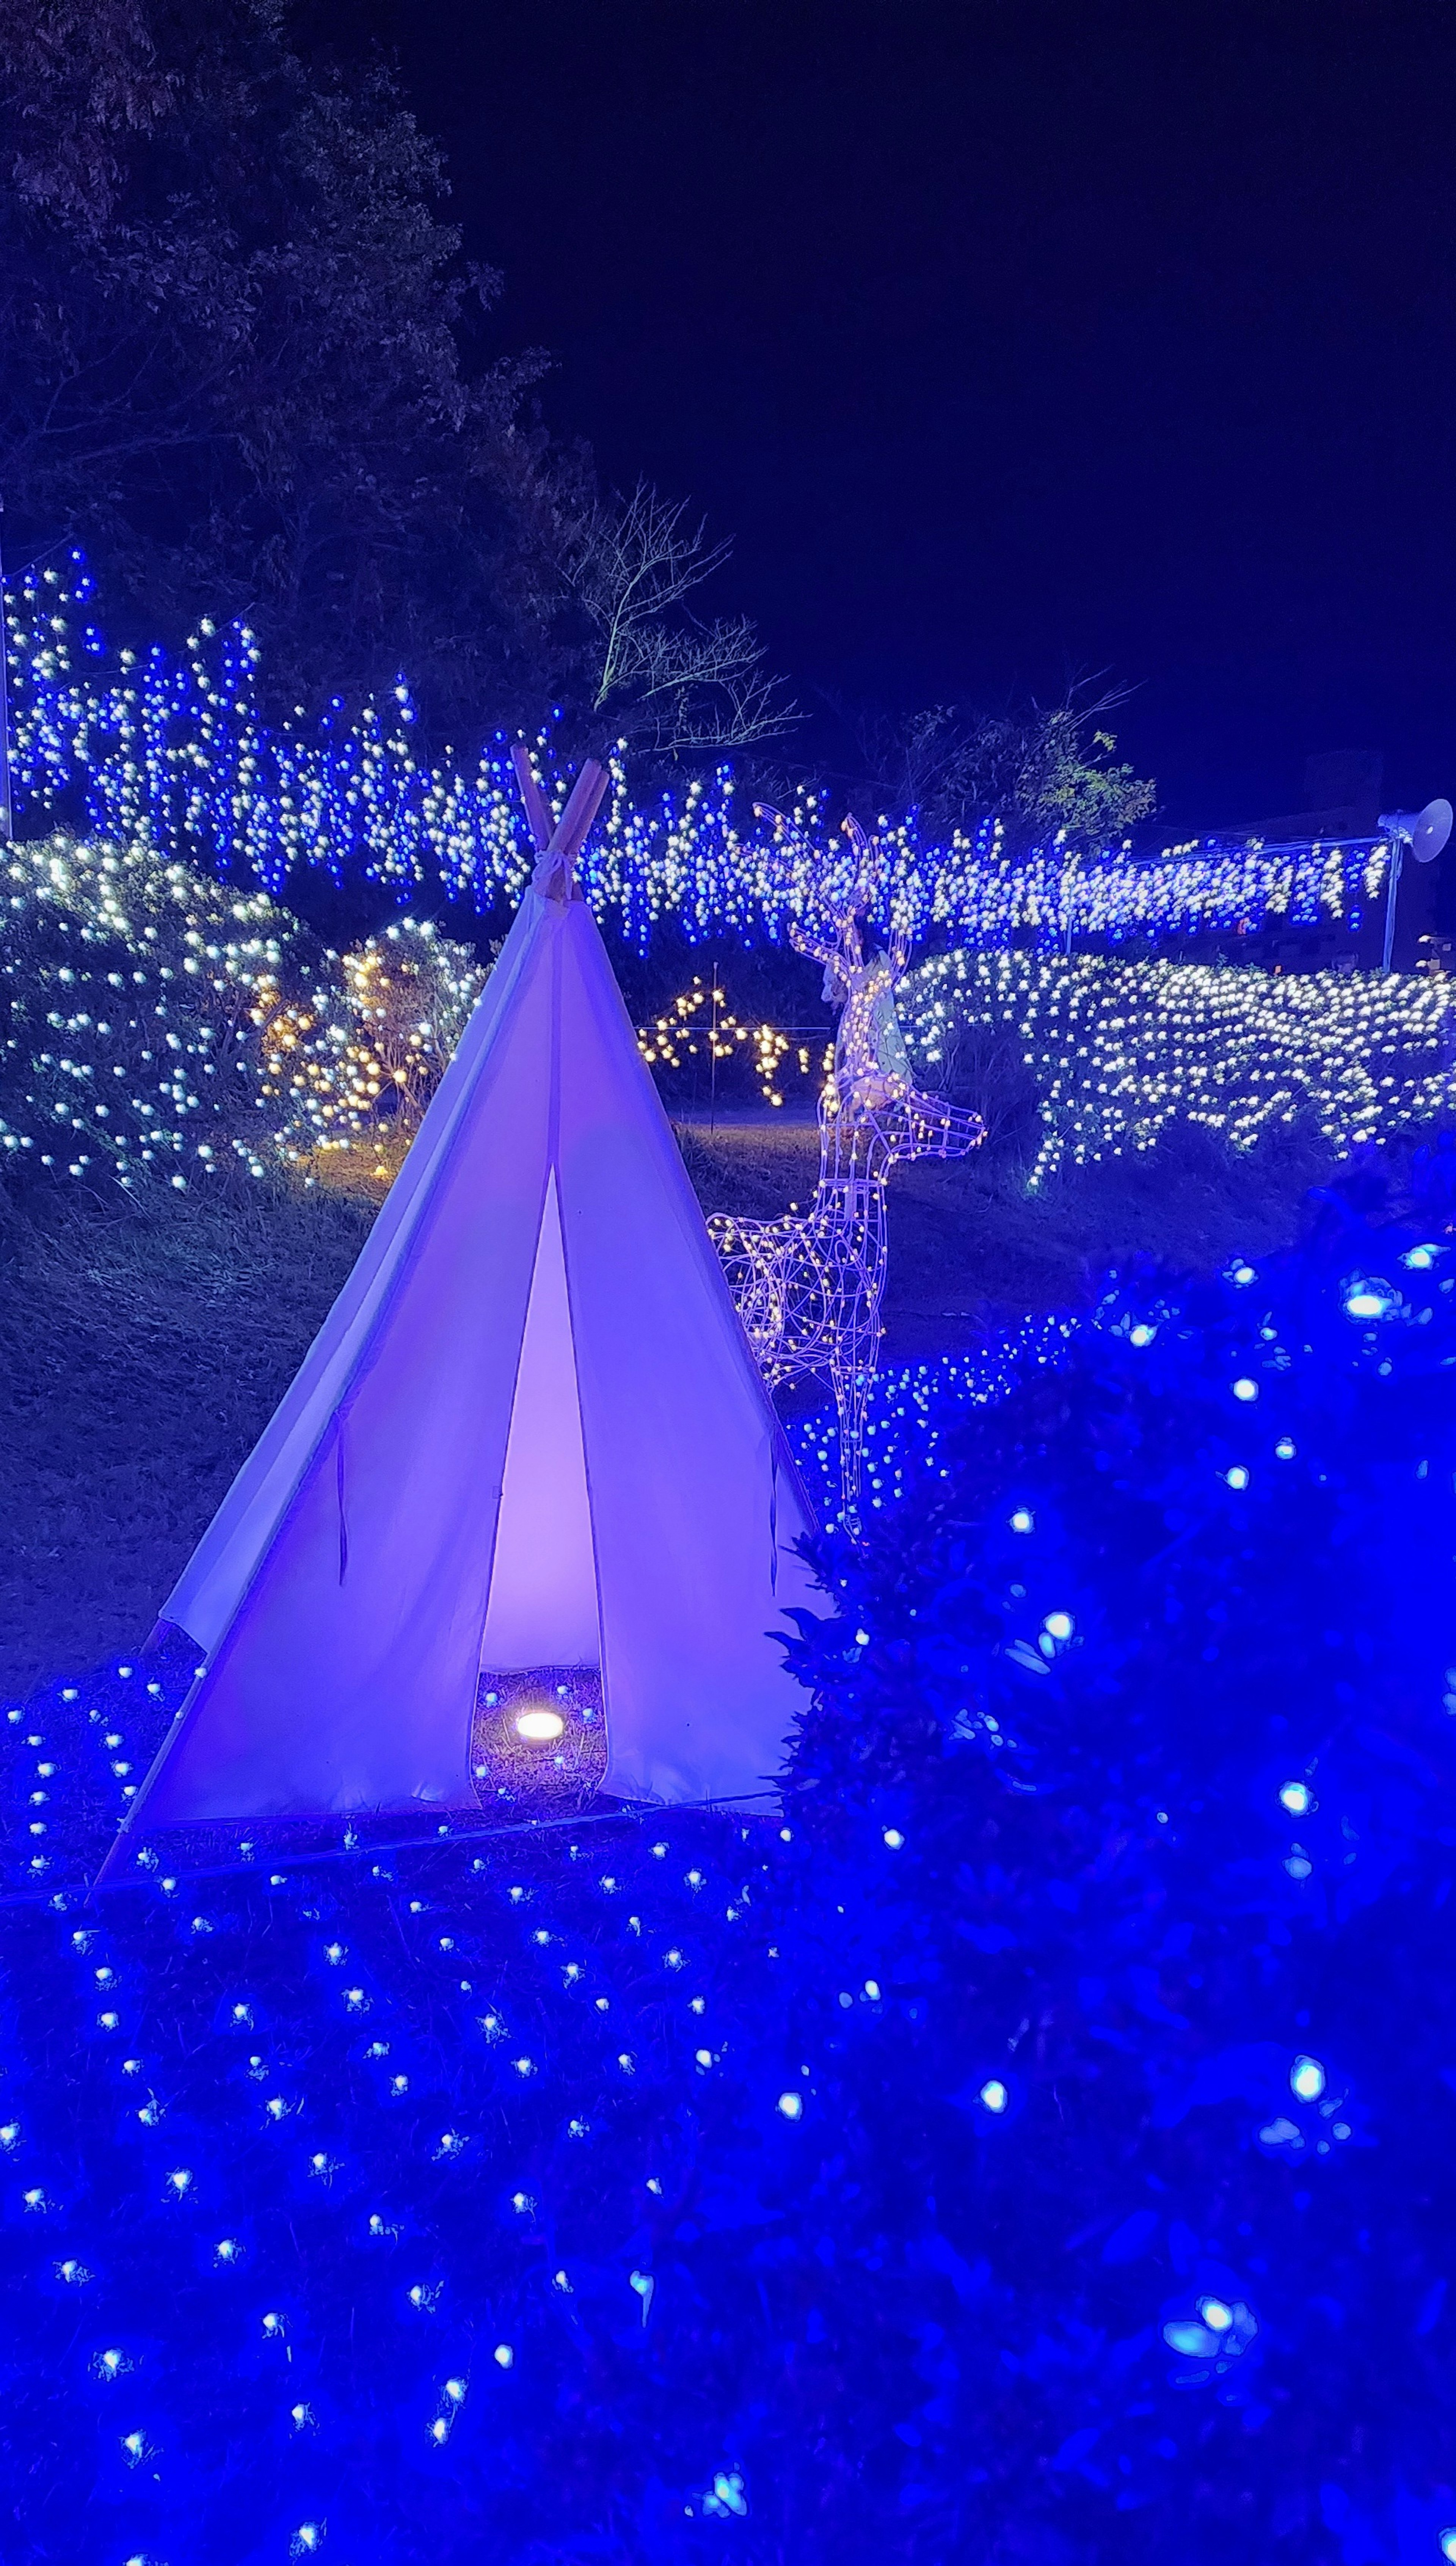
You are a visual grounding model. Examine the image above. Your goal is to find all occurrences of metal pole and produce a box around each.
[1381,831,1404,975]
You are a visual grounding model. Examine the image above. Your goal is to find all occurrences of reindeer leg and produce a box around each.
[833,1344,879,1534]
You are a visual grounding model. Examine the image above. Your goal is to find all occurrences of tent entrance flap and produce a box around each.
[478,1168,601,1676]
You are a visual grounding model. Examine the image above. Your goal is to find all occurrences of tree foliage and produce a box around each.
[0,0,582,741]
[0,0,796,765]
[850,683,1157,847]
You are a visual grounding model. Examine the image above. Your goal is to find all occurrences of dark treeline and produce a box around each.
[0,0,588,748]
[0,0,1153,839]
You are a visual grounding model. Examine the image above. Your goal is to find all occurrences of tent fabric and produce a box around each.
[477,1168,601,1672]
[160,890,549,1661]
[120,879,821,1833]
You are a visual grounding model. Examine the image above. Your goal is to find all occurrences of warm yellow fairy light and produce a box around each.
[514,1708,566,1744]
[258,917,485,1176]
[635,975,830,1107]
[900,949,1456,1186]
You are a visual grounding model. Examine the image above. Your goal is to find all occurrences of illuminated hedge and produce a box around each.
[0,834,482,1189]
[9,559,1386,952]
[898,949,1456,1184]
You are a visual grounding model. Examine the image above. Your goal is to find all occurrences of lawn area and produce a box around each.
[0,1119,1342,1702]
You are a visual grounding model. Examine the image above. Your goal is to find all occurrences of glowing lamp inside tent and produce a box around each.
[472,1665,606,1798]
[515,1707,566,1745]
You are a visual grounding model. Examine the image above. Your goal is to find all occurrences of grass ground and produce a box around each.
[0,1116,1348,1702]
[0,1181,372,1703]
[676,1116,1342,1348]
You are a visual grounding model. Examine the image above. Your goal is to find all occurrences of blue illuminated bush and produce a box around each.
[3,1211,1456,2562]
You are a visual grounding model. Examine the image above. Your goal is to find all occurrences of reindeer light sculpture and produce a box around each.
[709,816,985,1523]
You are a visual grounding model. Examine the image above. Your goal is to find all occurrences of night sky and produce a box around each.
[372,2,1456,832]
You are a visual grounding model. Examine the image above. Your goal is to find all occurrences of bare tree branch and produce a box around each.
[556,476,799,757]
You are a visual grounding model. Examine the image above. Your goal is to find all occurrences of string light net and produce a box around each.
[8,558,1390,954]
[900,948,1456,1185]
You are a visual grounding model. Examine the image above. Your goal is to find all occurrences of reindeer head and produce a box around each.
[756,808,906,1006]
[892,1091,987,1162]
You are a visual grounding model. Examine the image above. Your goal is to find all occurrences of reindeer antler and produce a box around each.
[839,815,887,917]
[787,917,844,973]
[756,802,900,991]
[758,802,853,981]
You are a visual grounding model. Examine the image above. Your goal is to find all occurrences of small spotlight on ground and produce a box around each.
[515,1708,566,1744]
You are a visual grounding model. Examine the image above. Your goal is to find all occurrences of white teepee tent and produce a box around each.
[105,755,821,1857]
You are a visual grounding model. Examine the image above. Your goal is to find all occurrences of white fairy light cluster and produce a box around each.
[899,950,1456,1187]
[0,832,295,1184]
[9,561,1385,953]
[0,833,483,1187]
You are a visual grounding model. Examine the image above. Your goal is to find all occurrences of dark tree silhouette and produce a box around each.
[842,682,1156,847]
[0,0,587,740]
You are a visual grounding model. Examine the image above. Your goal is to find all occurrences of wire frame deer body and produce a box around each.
[709,818,985,1522]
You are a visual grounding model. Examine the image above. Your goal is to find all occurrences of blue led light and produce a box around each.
[5,563,1384,954]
